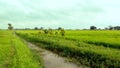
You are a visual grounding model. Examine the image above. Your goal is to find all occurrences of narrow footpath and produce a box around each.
[27,42,87,68]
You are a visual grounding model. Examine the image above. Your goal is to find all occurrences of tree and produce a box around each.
[114,26,120,30]
[58,27,62,30]
[104,27,108,30]
[40,27,44,30]
[34,27,38,30]
[90,26,97,30]
[8,23,11,26]
[8,23,13,30]
[108,26,114,30]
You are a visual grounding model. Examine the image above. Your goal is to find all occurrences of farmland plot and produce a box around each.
[16,30,120,68]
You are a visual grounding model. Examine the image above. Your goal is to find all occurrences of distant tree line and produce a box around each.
[10,25,65,36]
[90,26,120,30]
[8,23,120,31]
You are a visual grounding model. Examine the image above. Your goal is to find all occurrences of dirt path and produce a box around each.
[27,42,88,68]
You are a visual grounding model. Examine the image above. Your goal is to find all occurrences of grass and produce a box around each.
[0,30,15,67]
[0,30,43,68]
[16,30,120,68]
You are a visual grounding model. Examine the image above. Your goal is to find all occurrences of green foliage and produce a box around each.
[8,23,13,30]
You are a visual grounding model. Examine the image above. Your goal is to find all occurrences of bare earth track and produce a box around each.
[27,42,87,68]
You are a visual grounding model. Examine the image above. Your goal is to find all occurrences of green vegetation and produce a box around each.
[16,30,120,68]
[8,23,13,30]
[0,30,43,68]
[0,30,14,67]
[65,30,120,49]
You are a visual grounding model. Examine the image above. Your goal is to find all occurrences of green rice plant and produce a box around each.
[0,30,43,68]
[65,30,120,49]
[0,30,14,68]
[11,36,41,68]
[16,30,120,68]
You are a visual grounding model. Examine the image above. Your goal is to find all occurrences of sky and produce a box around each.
[0,0,120,29]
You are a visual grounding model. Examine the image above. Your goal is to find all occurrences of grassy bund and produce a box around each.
[0,30,43,68]
[17,30,120,68]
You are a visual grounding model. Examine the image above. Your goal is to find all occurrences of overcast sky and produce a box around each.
[0,0,120,29]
